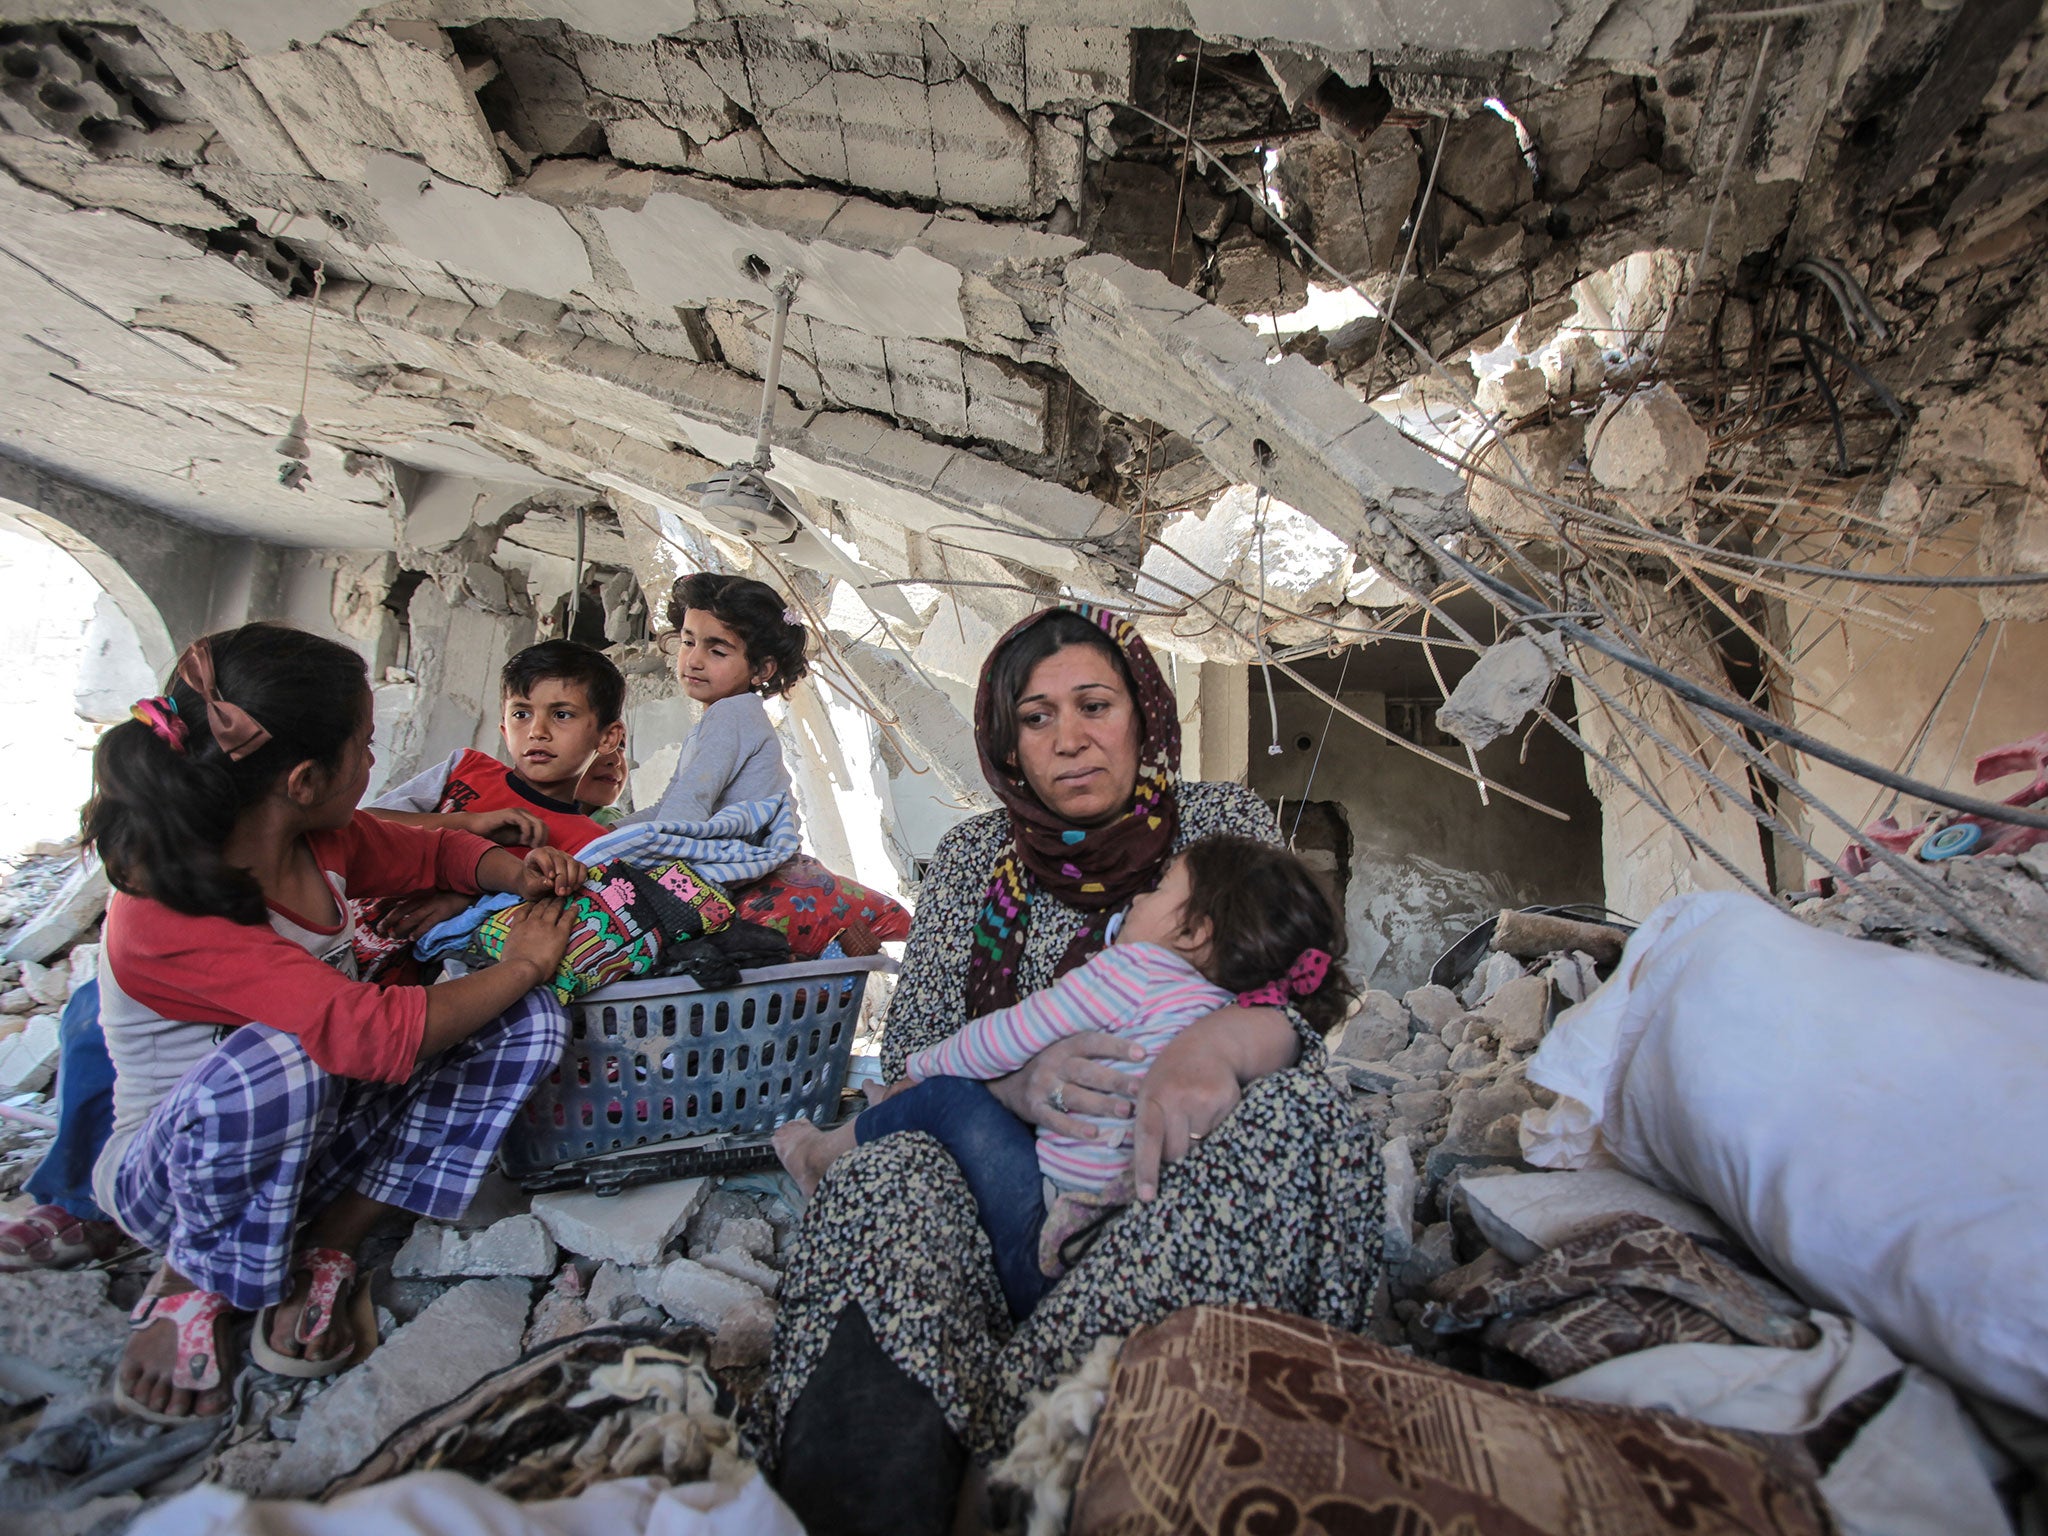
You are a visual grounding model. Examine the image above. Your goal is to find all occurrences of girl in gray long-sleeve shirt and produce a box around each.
[623,573,810,834]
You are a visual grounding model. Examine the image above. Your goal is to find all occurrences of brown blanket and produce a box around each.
[1423,1212,1818,1379]
[1072,1304,1833,1536]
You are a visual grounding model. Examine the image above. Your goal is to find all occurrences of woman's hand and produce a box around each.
[517,848,589,899]
[498,897,574,978]
[374,890,473,940]
[454,808,550,847]
[987,1031,1146,1142]
[1130,1005,1299,1202]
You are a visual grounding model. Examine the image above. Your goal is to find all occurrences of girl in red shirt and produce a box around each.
[87,623,583,1425]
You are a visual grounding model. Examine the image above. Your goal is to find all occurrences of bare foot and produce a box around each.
[774,1118,857,1199]
[118,1265,237,1421]
[264,1256,358,1367]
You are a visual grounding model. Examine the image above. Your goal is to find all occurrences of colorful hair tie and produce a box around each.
[1235,947,1333,1009]
[130,695,189,754]
[782,606,802,627]
[176,637,272,762]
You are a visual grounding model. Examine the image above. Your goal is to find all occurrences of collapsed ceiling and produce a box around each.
[1,0,2046,970]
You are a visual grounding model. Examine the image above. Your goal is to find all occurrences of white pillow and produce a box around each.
[1522,891,2048,1417]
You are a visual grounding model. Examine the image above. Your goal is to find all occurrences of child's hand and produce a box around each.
[375,891,473,940]
[455,808,549,847]
[518,847,589,898]
[500,897,574,979]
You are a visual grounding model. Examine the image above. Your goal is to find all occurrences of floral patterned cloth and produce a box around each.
[765,782,1385,1461]
[732,854,911,957]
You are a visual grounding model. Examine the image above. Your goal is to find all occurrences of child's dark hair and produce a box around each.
[84,623,370,926]
[667,573,809,698]
[982,608,1140,772]
[501,640,625,725]
[1175,834,1356,1031]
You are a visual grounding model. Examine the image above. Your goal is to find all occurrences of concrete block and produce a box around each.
[391,1214,557,1279]
[531,1177,709,1267]
[1458,1169,1729,1265]
[18,959,67,1009]
[697,1246,781,1296]
[264,1277,531,1497]
[4,858,109,964]
[1462,950,1525,1008]
[647,1255,763,1331]
[0,1014,60,1093]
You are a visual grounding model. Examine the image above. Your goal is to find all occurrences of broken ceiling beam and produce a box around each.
[1052,253,1467,589]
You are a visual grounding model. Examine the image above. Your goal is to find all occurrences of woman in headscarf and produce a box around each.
[768,606,1383,1533]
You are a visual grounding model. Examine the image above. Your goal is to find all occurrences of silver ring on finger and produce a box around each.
[1050,1086,1067,1114]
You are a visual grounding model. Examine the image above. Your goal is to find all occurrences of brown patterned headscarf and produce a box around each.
[964,605,1181,1017]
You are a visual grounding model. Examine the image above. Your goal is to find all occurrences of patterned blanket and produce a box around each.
[1423,1212,1818,1379]
[1071,1304,1833,1536]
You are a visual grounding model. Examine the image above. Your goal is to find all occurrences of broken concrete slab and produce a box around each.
[531,1177,709,1267]
[644,1255,763,1332]
[0,1014,60,1093]
[697,1246,781,1296]
[391,1214,558,1278]
[265,1277,532,1498]
[1457,1168,1730,1265]
[3,853,108,964]
[1436,634,1566,751]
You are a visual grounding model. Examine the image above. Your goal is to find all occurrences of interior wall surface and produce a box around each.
[1788,529,2048,873]
[1249,654,1604,997]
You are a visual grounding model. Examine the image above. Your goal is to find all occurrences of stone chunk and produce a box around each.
[1441,1076,1539,1160]
[4,858,109,964]
[1389,1034,1450,1079]
[1335,991,1411,1063]
[531,1177,709,1267]
[1403,985,1462,1031]
[1458,1169,1730,1265]
[1587,382,1708,518]
[697,1246,781,1296]
[265,1277,531,1497]
[1380,1133,1417,1265]
[704,1213,776,1263]
[1480,975,1553,1054]
[0,1269,126,1393]
[644,1255,775,1361]
[1462,950,1525,1009]
[1437,635,1565,752]
[392,1214,557,1278]
[0,1014,60,1093]
[1439,109,1533,222]
[1388,1088,1447,1135]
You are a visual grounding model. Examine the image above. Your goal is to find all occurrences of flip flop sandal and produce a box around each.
[252,1246,372,1379]
[0,1205,124,1271]
[111,1287,235,1426]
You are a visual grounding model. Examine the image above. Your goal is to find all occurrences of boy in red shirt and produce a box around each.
[355,641,624,976]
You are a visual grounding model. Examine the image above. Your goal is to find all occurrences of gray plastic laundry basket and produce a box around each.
[499,956,894,1183]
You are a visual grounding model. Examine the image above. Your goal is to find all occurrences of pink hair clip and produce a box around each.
[1235,947,1332,1009]
[783,606,802,627]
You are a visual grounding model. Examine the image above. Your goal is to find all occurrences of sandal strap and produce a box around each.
[0,1205,76,1254]
[129,1288,231,1392]
[289,1246,357,1349]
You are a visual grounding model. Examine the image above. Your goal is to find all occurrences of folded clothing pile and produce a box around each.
[466,859,735,1002]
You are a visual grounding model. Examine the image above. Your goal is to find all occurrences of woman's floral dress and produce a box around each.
[766,782,1385,1459]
